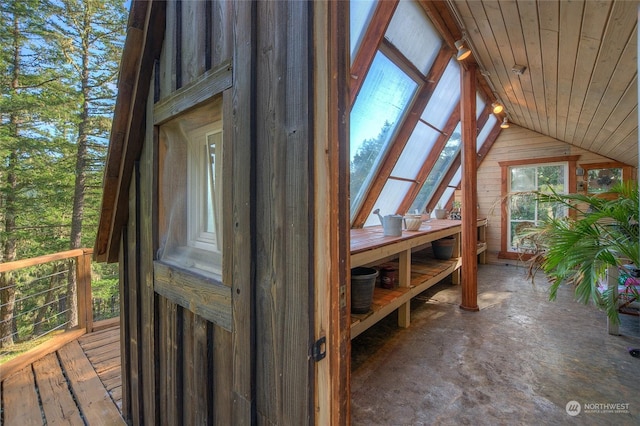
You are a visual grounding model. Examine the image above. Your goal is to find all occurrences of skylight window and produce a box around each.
[350,51,418,218]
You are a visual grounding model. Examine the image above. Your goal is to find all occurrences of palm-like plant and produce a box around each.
[527,182,639,324]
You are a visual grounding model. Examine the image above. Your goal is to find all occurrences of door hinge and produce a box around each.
[311,336,326,362]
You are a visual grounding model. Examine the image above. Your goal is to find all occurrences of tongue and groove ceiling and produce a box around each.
[349,0,638,227]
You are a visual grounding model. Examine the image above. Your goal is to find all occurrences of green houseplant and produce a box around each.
[525,182,639,324]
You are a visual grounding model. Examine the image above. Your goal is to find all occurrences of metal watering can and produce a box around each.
[373,209,403,237]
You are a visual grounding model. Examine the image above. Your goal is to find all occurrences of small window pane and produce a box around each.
[350,0,377,62]
[510,167,536,191]
[420,60,460,130]
[364,179,413,227]
[385,0,441,74]
[391,122,439,179]
[410,124,462,212]
[477,114,497,151]
[587,167,621,193]
[350,52,418,217]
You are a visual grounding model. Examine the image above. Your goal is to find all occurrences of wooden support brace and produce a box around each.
[398,249,411,328]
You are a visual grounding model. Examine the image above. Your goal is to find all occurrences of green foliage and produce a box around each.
[527,182,639,324]
[350,121,392,204]
[0,0,127,350]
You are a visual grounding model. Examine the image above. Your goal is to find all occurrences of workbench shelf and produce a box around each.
[349,219,487,340]
[350,254,459,339]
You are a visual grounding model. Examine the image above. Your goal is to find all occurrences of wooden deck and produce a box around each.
[1,325,124,425]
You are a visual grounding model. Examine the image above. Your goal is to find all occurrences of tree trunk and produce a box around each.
[66,10,92,329]
[0,10,22,348]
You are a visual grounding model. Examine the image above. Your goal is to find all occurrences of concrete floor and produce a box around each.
[351,264,640,425]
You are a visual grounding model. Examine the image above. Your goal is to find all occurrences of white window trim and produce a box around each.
[187,121,223,256]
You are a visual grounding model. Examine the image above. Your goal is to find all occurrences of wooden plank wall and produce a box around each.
[476,124,632,265]
[254,1,313,423]
[121,0,235,424]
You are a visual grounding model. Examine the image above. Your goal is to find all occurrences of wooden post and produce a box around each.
[460,63,479,312]
[76,249,94,333]
[398,249,411,327]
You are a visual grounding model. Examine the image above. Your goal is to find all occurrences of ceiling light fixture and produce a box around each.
[511,64,527,75]
[455,39,472,61]
[500,117,510,129]
[491,102,504,114]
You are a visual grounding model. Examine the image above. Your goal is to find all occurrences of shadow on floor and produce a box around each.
[351,264,640,425]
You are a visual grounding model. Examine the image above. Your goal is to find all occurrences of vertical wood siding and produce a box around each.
[122,2,236,421]
[254,1,313,423]
[121,1,318,423]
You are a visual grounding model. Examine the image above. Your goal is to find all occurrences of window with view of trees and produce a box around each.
[508,163,568,252]
[350,52,418,219]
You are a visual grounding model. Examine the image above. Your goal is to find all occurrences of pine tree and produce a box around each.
[48,0,127,328]
[0,0,65,347]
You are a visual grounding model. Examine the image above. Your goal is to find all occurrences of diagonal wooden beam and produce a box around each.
[349,0,399,106]
[103,1,167,263]
[397,101,461,215]
[352,46,452,227]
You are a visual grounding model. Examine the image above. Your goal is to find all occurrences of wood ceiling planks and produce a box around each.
[448,0,639,167]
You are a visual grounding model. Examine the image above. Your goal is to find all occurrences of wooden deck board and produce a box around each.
[1,325,123,425]
[58,340,125,425]
[2,365,44,425]
[32,353,84,425]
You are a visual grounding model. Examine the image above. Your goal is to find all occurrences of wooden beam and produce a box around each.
[0,328,86,380]
[152,59,233,125]
[0,249,85,273]
[460,63,479,312]
[94,0,150,262]
[104,0,167,263]
[352,46,452,227]
[313,1,351,424]
[398,100,460,216]
[349,0,399,106]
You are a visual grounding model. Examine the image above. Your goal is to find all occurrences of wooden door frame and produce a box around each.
[312,1,351,424]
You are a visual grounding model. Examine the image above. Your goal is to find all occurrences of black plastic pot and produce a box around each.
[431,237,455,260]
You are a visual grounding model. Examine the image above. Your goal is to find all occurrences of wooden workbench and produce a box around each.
[350,218,487,339]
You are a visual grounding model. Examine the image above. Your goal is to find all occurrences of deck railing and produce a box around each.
[0,249,118,370]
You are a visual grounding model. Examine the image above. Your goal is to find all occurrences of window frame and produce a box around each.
[498,155,579,260]
[187,123,223,253]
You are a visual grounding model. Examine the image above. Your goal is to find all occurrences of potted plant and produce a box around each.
[433,203,448,219]
[525,182,639,324]
[449,200,462,220]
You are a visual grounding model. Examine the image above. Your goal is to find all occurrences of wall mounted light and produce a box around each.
[455,40,471,61]
[500,117,510,129]
[491,102,504,114]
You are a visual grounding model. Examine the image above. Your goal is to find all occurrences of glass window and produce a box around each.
[410,124,462,212]
[391,122,439,180]
[587,167,622,193]
[385,0,441,75]
[350,0,377,62]
[158,99,223,278]
[420,60,460,129]
[350,51,419,219]
[477,114,497,151]
[188,126,222,253]
[364,179,413,227]
[508,163,567,252]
